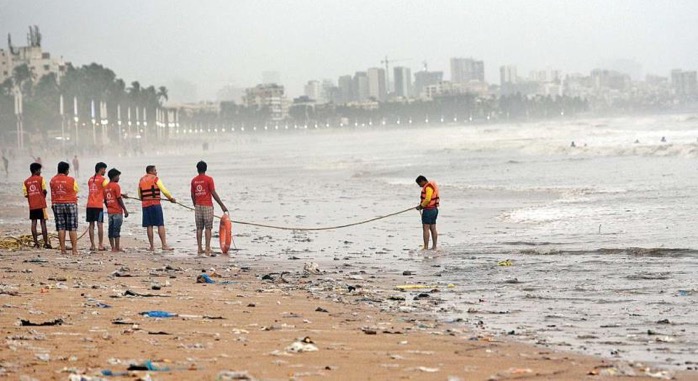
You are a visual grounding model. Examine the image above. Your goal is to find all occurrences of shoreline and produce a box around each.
[0,200,689,380]
[0,246,683,380]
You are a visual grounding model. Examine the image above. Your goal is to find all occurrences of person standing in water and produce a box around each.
[415,175,439,250]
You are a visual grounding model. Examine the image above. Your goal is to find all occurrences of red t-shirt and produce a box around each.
[104,182,123,214]
[190,174,215,207]
[87,174,108,208]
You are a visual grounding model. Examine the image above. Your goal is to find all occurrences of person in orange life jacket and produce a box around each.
[50,161,79,255]
[104,168,129,252]
[86,162,109,251]
[138,165,176,251]
[190,160,228,257]
[23,162,51,249]
[415,175,439,250]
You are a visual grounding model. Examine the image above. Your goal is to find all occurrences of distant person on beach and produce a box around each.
[415,175,439,250]
[72,155,80,178]
[23,162,51,249]
[138,165,176,251]
[50,161,79,255]
[661,136,667,143]
[2,151,8,179]
[104,168,128,252]
[190,160,228,256]
[86,162,109,251]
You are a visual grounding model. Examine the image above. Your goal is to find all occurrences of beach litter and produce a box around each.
[285,336,318,353]
[19,318,63,326]
[497,259,513,267]
[303,262,321,275]
[139,311,177,318]
[217,371,257,380]
[197,273,215,283]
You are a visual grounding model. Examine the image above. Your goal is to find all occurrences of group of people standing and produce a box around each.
[23,159,228,256]
[22,158,439,254]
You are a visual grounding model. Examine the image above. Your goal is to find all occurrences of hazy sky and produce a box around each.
[2,0,697,101]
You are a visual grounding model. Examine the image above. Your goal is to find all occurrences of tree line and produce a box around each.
[0,62,168,143]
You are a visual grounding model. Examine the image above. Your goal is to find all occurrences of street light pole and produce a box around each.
[73,97,79,147]
[60,94,65,158]
[91,100,96,145]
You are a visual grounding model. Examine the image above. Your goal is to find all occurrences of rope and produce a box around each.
[173,201,415,231]
[123,195,416,231]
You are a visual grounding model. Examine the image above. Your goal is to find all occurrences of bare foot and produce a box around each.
[60,250,68,255]
[98,246,107,251]
[161,246,174,251]
[89,246,96,252]
[111,248,118,252]
[205,250,213,257]
[146,247,155,252]
[71,250,79,256]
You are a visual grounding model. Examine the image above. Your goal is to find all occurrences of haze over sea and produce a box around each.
[3,113,696,368]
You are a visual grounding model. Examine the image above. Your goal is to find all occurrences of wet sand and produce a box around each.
[0,207,687,380]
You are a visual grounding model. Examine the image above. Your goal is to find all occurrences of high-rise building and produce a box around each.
[0,26,68,84]
[393,66,412,98]
[244,83,288,121]
[450,57,485,84]
[304,80,321,102]
[367,67,387,102]
[338,75,354,104]
[414,71,443,98]
[500,65,517,85]
[353,72,369,102]
[671,69,698,96]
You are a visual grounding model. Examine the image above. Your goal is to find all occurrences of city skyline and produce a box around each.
[2,0,697,101]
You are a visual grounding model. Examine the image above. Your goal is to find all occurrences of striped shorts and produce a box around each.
[195,205,214,230]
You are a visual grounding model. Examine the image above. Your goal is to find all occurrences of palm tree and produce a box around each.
[156,86,168,105]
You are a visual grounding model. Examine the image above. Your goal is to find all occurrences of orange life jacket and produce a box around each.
[50,174,78,204]
[420,181,440,209]
[139,174,161,207]
[24,175,47,210]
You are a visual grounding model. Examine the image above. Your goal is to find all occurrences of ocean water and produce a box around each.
[2,113,697,368]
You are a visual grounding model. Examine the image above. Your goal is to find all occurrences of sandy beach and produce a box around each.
[0,202,688,380]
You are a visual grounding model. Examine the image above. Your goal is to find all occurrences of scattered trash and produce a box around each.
[303,262,321,275]
[497,259,513,266]
[20,318,64,326]
[285,336,318,353]
[361,327,377,335]
[139,311,177,318]
[197,273,215,284]
[127,360,170,371]
[217,371,257,380]
[123,290,168,298]
[402,270,414,276]
[417,367,439,372]
[656,319,671,324]
[315,307,328,313]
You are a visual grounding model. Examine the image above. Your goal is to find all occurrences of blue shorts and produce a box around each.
[108,214,123,238]
[142,205,164,227]
[421,208,438,225]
